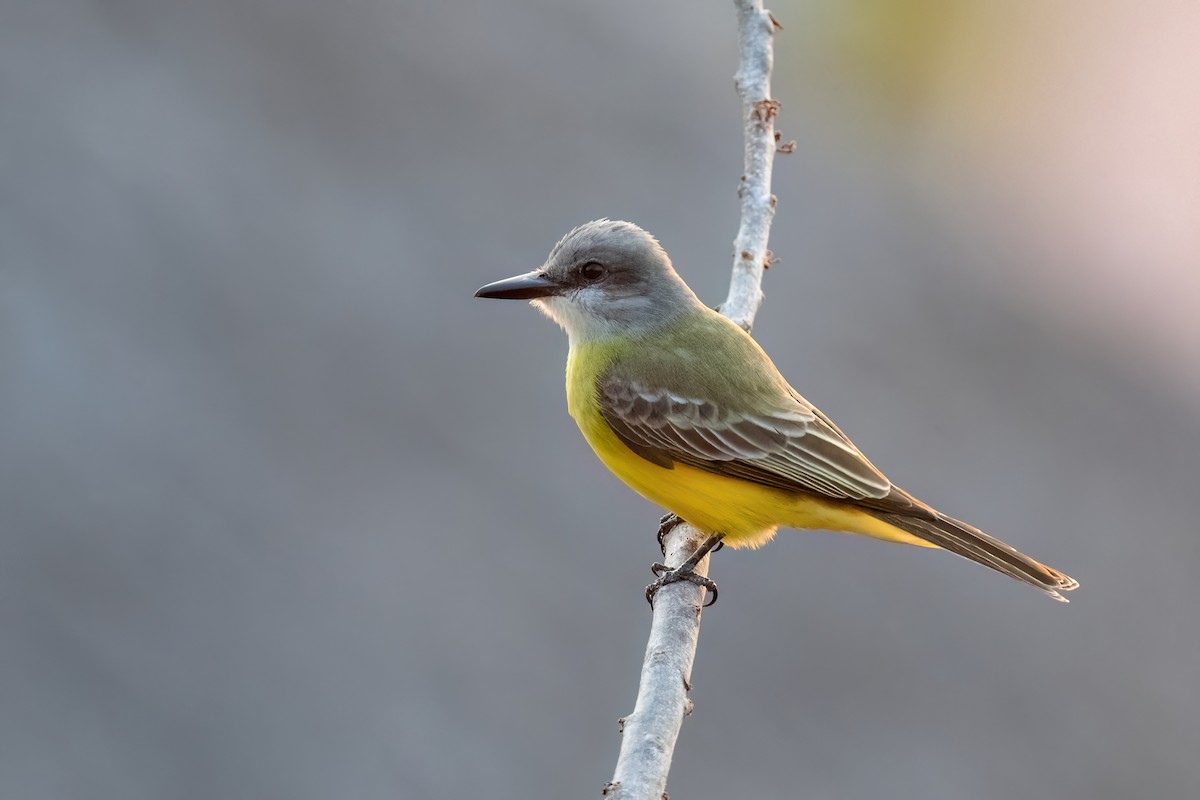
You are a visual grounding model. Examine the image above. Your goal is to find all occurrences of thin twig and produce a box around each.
[605,2,780,797]
[723,0,780,334]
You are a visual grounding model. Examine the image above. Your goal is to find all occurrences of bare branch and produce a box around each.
[723,0,780,333]
[606,2,780,797]
[605,526,712,800]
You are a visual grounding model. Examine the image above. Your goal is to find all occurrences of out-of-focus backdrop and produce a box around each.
[5,1,1199,798]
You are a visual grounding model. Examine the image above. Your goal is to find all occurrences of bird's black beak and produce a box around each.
[474,271,561,300]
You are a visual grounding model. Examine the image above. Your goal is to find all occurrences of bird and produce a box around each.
[475,219,1078,603]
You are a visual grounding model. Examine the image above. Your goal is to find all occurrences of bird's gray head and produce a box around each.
[474,220,701,342]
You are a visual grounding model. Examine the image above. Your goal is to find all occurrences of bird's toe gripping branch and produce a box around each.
[645,533,726,608]
[656,513,723,556]
[656,513,683,555]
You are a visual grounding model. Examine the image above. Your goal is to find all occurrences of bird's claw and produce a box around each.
[656,513,683,554]
[645,562,719,608]
[657,513,723,554]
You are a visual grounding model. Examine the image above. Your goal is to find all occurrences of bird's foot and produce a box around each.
[656,512,724,555]
[645,533,725,608]
[646,564,719,608]
[656,513,683,554]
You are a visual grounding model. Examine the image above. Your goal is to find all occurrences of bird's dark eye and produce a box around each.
[579,261,605,281]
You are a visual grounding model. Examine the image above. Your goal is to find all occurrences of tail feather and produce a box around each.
[873,508,1079,602]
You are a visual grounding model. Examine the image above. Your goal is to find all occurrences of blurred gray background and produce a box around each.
[5,1,1199,798]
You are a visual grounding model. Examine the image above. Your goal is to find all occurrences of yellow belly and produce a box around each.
[566,344,935,551]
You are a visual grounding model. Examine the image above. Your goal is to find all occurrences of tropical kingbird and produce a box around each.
[475,220,1078,602]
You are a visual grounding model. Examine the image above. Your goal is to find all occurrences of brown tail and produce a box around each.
[871,504,1079,602]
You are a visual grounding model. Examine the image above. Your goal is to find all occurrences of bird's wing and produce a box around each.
[598,364,1080,602]
[598,375,893,501]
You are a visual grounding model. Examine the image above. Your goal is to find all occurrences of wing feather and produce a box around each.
[596,366,1079,600]
[598,375,893,501]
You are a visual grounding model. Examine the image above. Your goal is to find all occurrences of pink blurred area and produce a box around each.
[849,0,1200,402]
